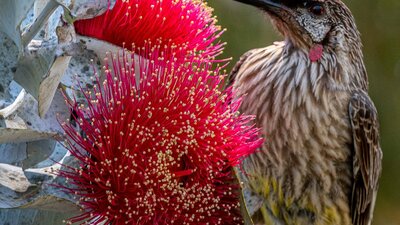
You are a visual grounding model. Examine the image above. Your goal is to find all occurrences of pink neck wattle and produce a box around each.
[309,44,324,62]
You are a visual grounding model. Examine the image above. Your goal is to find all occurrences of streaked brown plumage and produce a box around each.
[230,0,382,225]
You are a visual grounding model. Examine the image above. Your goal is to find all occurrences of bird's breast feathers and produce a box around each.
[234,41,357,224]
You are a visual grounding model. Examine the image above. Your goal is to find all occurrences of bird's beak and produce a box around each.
[233,0,289,11]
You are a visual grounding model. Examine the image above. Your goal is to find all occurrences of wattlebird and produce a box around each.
[229,0,382,225]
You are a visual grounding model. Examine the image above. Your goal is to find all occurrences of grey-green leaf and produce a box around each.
[13,40,72,117]
[14,41,56,101]
[22,139,57,170]
[21,0,61,47]
[0,208,78,225]
[0,143,27,165]
[0,0,35,49]
[70,0,116,20]
[0,163,79,211]
[38,55,72,117]
[0,127,59,144]
[0,89,68,143]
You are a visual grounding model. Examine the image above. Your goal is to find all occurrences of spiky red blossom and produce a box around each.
[74,0,224,59]
[59,45,262,225]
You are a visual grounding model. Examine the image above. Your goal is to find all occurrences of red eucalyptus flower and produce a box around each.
[59,46,262,225]
[74,0,224,59]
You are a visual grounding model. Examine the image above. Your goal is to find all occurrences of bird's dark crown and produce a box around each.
[234,0,325,11]
[234,0,361,52]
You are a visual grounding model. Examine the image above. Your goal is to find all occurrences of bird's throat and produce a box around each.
[309,44,324,62]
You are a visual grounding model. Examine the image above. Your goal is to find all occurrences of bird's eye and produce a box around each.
[308,3,325,16]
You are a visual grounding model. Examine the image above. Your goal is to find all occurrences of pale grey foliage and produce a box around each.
[0,0,116,224]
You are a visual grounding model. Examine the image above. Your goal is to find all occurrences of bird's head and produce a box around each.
[234,0,362,61]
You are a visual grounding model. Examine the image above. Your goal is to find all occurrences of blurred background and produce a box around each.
[209,0,400,224]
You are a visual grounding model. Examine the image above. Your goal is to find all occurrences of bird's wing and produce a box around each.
[227,49,256,87]
[349,90,382,225]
